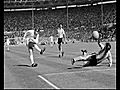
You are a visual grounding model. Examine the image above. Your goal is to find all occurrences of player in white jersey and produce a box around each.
[71,40,112,67]
[6,37,10,51]
[49,35,54,47]
[23,29,45,67]
[57,24,66,57]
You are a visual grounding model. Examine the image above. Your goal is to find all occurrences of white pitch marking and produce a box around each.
[44,68,116,76]
[38,75,60,89]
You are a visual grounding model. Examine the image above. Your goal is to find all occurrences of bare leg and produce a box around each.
[6,43,10,51]
[6,45,10,51]
[29,49,34,64]
[50,42,53,47]
[59,43,61,51]
[34,44,42,52]
[34,44,46,54]
[58,43,63,57]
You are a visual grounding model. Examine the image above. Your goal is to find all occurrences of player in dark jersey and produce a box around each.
[71,40,112,67]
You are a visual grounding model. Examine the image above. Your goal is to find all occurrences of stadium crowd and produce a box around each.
[4,3,116,42]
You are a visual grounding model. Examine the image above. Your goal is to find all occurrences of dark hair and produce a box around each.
[58,23,62,27]
[105,43,111,50]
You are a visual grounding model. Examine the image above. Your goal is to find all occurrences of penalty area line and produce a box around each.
[38,75,60,89]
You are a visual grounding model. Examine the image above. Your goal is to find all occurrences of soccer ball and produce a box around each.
[93,31,99,39]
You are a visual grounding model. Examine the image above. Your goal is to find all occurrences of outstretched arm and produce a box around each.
[23,31,27,41]
[23,31,29,45]
[98,40,104,49]
[106,51,112,67]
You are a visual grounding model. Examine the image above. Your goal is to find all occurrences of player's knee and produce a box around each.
[29,49,33,53]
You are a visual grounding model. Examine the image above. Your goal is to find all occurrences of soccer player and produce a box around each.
[49,35,54,47]
[71,40,112,67]
[57,24,66,57]
[23,29,45,67]
[6,37,10,51]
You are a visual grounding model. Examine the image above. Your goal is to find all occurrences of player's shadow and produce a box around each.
[13,64,31,67]
[67,66,83,69]
[46,55,60,58]
[67,65,102,69]
[96,64,111,67]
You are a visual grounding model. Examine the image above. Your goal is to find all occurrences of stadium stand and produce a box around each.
[4,0,116,42]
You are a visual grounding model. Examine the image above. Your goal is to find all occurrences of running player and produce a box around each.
[49,35,54,47]
[71,40,112,67]
[23,29,45,67]
[57,24,66,57]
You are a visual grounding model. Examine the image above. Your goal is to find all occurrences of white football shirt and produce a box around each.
[57,28,65,38]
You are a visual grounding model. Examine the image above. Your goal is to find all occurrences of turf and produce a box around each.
[4,41,116,89]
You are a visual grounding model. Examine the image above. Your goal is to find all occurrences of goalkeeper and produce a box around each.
[71,40,112,67]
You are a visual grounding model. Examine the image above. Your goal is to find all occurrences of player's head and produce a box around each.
[33,29,39,38]
[60,24,62,28]
[59,24,62,28]
[34,28,39,32]
[35,28,40,34]
[105,42,111,51]
[6,36,8,39]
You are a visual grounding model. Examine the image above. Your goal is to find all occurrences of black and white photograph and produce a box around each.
[4,0,116,89]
